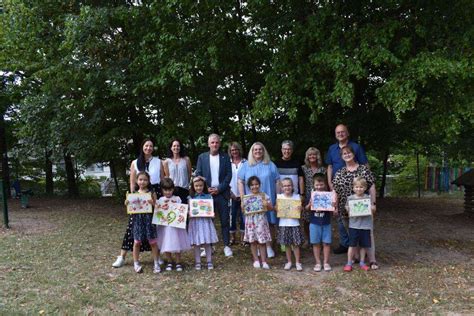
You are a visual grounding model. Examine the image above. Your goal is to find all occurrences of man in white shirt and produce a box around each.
[196,134,233,257]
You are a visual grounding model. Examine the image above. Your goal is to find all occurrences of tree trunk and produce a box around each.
[63,149,78,197]
[0,114,11,198]
[237,108,247,154]
[379,149,389,198]
[45,148,54,195]
[110,159,121,196]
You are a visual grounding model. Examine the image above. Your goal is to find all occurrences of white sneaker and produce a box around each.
[296,263,303,271]
[112,256,125,268]
[134,263,143,273]
[224,246,233,257]
[324,263,332,272]
[284,262,292,270]
[266,246,275,258]
[253,261,261,269]
[262,262,270,269]
[153,265,161,274]
[314,263,322,272]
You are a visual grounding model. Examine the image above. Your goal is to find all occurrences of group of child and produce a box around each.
[126,170,376,274]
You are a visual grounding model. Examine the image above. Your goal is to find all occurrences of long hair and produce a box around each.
[304,147,323,167]
[137,138,154,171]
[167,138,187,159]
[189,176,209,197]
[247,142,271,166]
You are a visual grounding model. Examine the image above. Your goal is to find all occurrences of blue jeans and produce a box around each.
[337,216,350,248]
[214,194,231,246]
[230,199,244,233]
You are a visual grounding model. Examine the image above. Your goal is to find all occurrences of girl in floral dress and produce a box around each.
[243,176,273,269]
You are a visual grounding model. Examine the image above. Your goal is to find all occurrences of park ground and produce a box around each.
[0,196,473,314]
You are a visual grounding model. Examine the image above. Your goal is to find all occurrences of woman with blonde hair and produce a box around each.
[238,142,280,258]
[301,147,327,244]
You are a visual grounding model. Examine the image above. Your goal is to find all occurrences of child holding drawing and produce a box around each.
[242,176,273,269]
[305,173,335,272]
[343,177,376,272]
[187,176,219,270]
[275,178,305,271]
[125,171,160,274]
[156,177,191,272]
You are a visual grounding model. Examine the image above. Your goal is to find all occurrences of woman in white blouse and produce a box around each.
[163,139,192,203]
[228,142,246,245]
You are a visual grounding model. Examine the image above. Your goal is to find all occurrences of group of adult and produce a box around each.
[112,124,376,267]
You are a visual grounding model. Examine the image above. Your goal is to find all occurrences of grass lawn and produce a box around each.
[0,197,473,314]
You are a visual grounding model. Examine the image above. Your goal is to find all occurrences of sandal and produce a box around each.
[176,264,183,272]
[165,263,173,271]
[370,262,379,270]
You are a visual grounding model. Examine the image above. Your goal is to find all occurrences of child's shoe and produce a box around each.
[343,264,353,272]
[153,265,161,274]
[360,264,370,271]
[296,263,303,271]
[195,263,201,271]
[284,262,292,270]
[176,264,183,272]
[370,262,379,270]
[261,262,270,270]
[253,261,261,269]
[313,264,322,272]
[207,262,214,270]
[165,263,173,271]
[112,256,125,268]
[134,262,143,273]
[323,263,332,272]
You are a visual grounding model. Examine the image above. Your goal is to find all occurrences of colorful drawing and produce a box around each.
[189,199,215,218]
[276,197,301,219]
[311,191,335,211]
[152,201,188,229]
[242,193,267,215]
[126,192,153,214]
[348,198,372,217]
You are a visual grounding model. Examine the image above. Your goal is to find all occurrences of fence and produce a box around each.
[424,167,471,192]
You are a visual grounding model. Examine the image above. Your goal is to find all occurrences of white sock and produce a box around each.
[134,261,140,268]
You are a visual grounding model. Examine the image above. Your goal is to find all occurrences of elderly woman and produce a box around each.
[238,142,280,258]
[332,145,378,269]
[228,142,246,245]
[112,138,164,268]
[163,139,192,203]
[301,147,327,241]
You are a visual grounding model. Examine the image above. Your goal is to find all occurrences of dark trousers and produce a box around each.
[213,194,230,246]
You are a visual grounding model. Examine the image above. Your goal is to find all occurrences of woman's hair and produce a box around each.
[137,138,154,171]
[167,138,187,158]
[281,177,294,194]
[339,144,355,157]
[304,147,323,167]
[247,142,271,166]
[160,177,175,190]
[247,175,261,187]
[228,142,243,158]
[353,176,368,189]
[189,176,209,197]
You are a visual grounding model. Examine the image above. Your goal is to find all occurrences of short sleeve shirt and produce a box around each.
[238,161,280,207]
[347,194,373,230]
[275,159,304,194]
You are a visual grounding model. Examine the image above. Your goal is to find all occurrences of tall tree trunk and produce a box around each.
[379,149,389,198]
[0,114,11,198]
[63,149,78,197]
[110,159,121,196]
[45,148,54,195]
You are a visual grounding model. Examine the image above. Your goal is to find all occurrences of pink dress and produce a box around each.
[156,196,191,253]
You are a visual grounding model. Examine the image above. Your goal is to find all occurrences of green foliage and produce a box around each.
[390,154,428,197]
